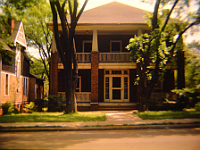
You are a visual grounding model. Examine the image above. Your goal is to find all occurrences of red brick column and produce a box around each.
[91,51,99,110]
[50,52,58,95]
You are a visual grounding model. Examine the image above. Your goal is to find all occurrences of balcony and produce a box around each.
[58,52,131,63]
[99,53,131,62]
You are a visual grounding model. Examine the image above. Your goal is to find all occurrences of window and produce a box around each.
[5,74,8,95]
[105,77,109,99]
[110,41,121,52]
[23,78,28,95]
[16,60,20,78]
[124,77,128,99]
[76,76,81,92]
[83,41,92,52]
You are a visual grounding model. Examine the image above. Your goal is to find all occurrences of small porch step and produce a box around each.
[98,102,138,110]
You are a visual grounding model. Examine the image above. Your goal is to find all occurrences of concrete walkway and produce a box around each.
[0,110,200,131]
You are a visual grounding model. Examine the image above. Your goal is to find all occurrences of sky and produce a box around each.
[27,0,200,58]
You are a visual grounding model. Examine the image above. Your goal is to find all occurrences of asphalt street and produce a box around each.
[0,128,200,150]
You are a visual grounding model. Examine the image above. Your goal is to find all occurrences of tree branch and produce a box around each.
[152,0,161,30]
[161,0,179,32]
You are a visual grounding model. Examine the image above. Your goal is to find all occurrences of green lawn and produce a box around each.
[136,110,200,120]
[0,112,106,123]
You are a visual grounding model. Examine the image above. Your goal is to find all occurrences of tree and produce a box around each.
[126,0,200,111]
[185,42,200,88]
[28,54,49,97]
[2,0,52,95]
[49,0,88,113]
[172,42,200,106]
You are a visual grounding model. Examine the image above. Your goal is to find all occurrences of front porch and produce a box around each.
[57,92,172,111]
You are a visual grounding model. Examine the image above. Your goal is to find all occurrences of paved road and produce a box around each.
[1,128,200,150]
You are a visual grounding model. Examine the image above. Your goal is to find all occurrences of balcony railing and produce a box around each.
[99,53,131,62]
[57,92,91,102]
[59,52,131,63]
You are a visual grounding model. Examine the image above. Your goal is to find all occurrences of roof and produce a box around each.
[76,1,149,24]
[11,20,21,41]
[30,73,44,81]
[0,39,14,52]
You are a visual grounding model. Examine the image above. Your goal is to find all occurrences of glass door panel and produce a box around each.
[112,89,121,99]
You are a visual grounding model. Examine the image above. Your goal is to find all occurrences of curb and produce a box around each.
[1,123,200,132]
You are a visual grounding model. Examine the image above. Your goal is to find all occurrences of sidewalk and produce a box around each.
[0,110,200,131]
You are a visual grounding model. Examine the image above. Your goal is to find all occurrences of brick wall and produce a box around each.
[91,52,99,103]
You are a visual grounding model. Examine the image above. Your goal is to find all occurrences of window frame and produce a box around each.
[5,74,9,96]
[76,76,81,92]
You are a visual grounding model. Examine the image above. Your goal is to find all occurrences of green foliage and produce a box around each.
[23,102,38,113]
[172,43,200,107]
[0,102,12,115]
[46,95,66,112]
[185,45,200,88]
[29,55,49,79]
[2,0,52,95]
[195,102,200,111]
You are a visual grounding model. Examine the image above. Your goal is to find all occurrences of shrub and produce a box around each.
[195,102,200,111]
[23,102,37,113]
[0,102,12,115]
[46,95,66,112]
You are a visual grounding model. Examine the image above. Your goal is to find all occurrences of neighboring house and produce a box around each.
[48,2,179,110]
[0,19,44,113]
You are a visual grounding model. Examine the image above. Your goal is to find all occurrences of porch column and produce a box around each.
[0,56,2,105]
[91,29,99,110]
[50,34,58,95]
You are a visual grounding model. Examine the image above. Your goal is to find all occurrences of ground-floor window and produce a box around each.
[76,76,81,92]
[104,70,129,102]
[23,78,28,95]
[5,74,9,95]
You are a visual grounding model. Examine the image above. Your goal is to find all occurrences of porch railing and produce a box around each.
[99,53,131,62]
[57,92,91,102]
[75,92,91,102]
[77,53,91,63]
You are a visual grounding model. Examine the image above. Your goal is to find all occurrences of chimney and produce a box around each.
[7,18,15,35]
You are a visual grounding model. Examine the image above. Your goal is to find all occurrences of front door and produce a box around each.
[104,70,129,102]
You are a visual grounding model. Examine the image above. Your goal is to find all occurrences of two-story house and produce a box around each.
[48,2,176,110]
[0,19,44,113]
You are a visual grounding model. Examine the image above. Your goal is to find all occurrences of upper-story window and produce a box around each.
[110,41,122,52]
[16,60,20,78]
[83,41,92,52]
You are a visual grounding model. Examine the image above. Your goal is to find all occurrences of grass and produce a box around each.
[0,112,106,123]
[136,110,200,120]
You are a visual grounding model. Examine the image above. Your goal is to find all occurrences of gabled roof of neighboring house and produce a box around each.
[30,73,44,81]
[75,1,150,24]
[12,21,27,48]
[0,39,14,52]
